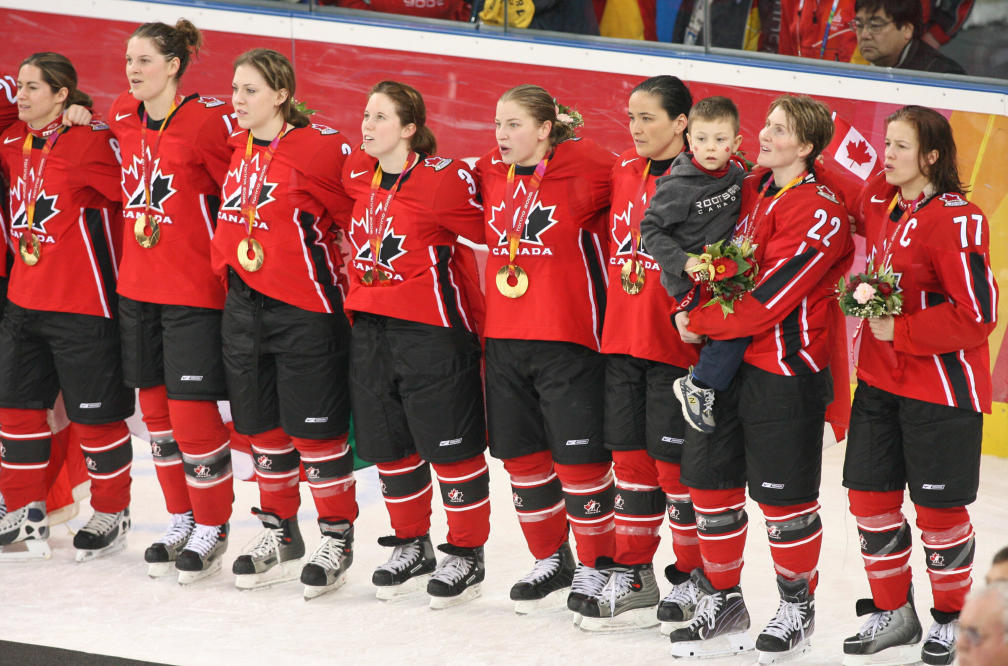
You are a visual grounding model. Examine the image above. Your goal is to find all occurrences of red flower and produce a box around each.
[878,282,893,297]
[710,257,738,281]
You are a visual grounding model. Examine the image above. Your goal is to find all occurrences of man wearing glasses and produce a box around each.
[852,0,966,73]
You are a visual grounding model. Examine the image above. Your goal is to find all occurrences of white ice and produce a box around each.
[2,438,1006,666]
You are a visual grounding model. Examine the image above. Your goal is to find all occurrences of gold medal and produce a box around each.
[134,212,160,248]
[620,258,645,295]
[237,237,265,272]
[18,231,41,266]
[495,265,529,298]
[361,268,390,285]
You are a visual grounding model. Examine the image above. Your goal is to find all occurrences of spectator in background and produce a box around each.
[919,0,973,49]
[853,0,966,73]
[957,582,1008,666]
[474,0,599,34]
[988,547,1008,585]
[318,0,473,21]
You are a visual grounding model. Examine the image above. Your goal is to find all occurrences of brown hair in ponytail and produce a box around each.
[19,52,92,110]
[131,19,203,81]
[369,81,436,155]
[233,48,310,129]
[499,84,576,146]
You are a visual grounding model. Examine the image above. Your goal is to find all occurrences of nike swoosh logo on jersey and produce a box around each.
[350,170,369,178]
[491,158,504,164]
[115,112,133,121]
[3,136,21,144]
[622,158,638,167]
[870,195,886,203]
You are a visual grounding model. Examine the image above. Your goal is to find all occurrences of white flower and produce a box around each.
[853,282,876,305]
[556,113,574,125]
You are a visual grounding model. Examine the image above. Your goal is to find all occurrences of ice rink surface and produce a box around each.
[2,438,1007,666]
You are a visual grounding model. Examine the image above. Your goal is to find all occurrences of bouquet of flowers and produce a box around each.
[554,100,584,129]
[836,265,903,317]
[686,236,758,316]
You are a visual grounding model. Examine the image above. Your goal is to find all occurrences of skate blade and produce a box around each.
[178,558,224,585]
[375,573,431,601]
[513,587,571,615]
[0,539,53,561]
[670,631,755,659]
[841,643,922,666]
[572,612,582,627]
[147,561,176,578]
[758,638,812,664]
[429,583,482,609]
[234,558,303,590]
[303,571,348,600]
[580,607,660,633]
[75,536,127,563]
[660,619,693,636]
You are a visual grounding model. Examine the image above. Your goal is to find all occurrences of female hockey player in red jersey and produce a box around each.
[211,48,358,600]
[110,19,235,582]
[341,80,490,608]
[670,94,854,662]
[840,106,998,666]
[475,84,617,617]
[575,74,705,632]
[0,53,133,562]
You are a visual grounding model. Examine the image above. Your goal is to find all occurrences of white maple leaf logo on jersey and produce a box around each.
[611,195,652,258]
[349,204,407,272]
[122,154,177,212]
[8,177,60,234]
[220,153,277,212]
[486,180,559,247]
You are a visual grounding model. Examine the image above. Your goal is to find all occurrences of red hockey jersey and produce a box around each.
[689,168,854,376]
[852,173,997,412]
[211,123,355,314]
[109,91,233,309]
[600,150,700,368]
[778,0,858,62]
[476,138,615,350]
[341,149,484,332]
[0,120,121,317]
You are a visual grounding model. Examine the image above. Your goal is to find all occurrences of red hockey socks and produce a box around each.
[555,461,615,567]
[376,453,433,539]
[139,386,189,514]
[691,487,748,590]
[504,451,568,560]
[656,459,702,573]
[250,427,300,519]
[848,489,913,610]
[916,504,974,613]
[77,421,132,513]
[0,408,52,511]
[433,454,491,548]
[293,434,357,524]
[611,449,665,565]
[168,399,233,526]
[761,501,823,593]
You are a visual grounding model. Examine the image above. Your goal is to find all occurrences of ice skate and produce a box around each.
[74,508,130,562]
[567,560,611,623]
[232,508,305,590]
[756,576,814,663]
[509,541,575,615]
[842,588,922,666]
[920,609,958,665]
[0,501,51,561]
[673,373,716,434]
[427,543,484,609]
[372,534,436,600]
[176,523,229,584]
[659,564,703,635]
[301,519,353,600]
[668,570,755,659]
[579,562,660,632]
[144,511,194,578]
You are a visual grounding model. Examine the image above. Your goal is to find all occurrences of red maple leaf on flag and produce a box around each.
[845,139,874,166]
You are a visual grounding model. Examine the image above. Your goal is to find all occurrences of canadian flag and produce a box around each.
[828,114,878,181]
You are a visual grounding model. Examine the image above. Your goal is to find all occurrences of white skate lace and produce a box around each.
[243,526,282,559]
[925,619,957,648]
[687,591,722,632]
[761,600,804,641]
[375,540,421,574]
[308,536,345,570]
[857,610,893,638]
[662,578,700,608]
[600,568,633,615]
[156,512,194,548]
[571,564,610,597]
[81,510,122,537]
[0,504,27,531]
[0,492,6,519]
[430,554,473,585]
[517,551,562,584]
[184,524,222,558]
